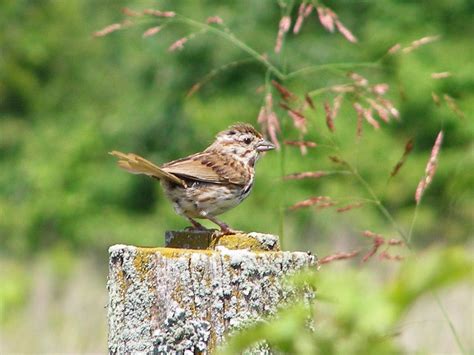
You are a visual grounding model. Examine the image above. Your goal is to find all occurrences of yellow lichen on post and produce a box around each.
[132,249,153,281]
[165,230,281,251]
[140,247,214,258]
[209,233,278,251]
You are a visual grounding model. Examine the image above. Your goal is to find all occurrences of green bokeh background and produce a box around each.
[0,0,472,352]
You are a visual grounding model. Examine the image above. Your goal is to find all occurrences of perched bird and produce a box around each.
[110,123,275,233]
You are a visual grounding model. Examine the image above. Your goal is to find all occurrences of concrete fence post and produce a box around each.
[107,231,317,354]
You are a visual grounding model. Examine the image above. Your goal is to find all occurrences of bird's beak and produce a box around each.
[256,140,276,152]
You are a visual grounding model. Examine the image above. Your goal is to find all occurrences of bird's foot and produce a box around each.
[202,215,243,235]
[218,226,244,236]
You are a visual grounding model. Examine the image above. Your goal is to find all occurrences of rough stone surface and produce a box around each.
[107,241,316,354]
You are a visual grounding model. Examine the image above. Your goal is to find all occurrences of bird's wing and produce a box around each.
[162,152,249,186]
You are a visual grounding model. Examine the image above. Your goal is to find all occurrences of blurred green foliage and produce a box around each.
[0,0,473,352]
[220,247,473,354]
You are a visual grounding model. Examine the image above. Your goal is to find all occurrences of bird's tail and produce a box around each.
[109,151,186,187]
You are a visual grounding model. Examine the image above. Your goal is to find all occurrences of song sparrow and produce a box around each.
[110,123,275,233]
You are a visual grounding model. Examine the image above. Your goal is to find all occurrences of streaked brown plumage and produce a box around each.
[110,123,275,233]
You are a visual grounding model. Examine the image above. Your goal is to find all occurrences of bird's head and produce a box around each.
[207,123,275,166]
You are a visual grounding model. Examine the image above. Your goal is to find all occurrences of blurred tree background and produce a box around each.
[0,0,472,353]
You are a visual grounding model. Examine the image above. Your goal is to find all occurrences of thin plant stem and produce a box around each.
[345,162,411,246]
[275,1,297,250]
[286,62,380,79]
[331,196,378,204]
[262,68,287,247]
[407,204,420,244]
[433,291,467,355]
[186,57,257,96]
[175,15,286,80]
[278,0,295,75]
[279,144,287,249]
[307,83,353,97]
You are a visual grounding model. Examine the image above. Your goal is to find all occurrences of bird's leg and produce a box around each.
[204,215,239,235]
[185,217,209,231]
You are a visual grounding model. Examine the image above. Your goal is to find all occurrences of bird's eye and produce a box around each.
[244,137,252,144]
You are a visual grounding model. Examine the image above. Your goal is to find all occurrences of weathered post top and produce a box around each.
[165,229,281,251]
[107,231,317,354]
